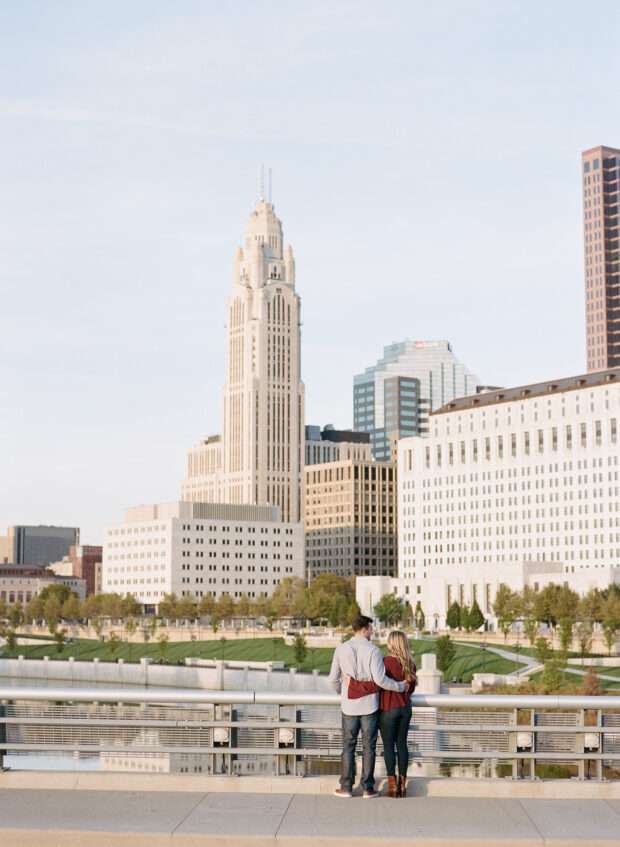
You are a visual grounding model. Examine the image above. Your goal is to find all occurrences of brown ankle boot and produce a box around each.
[399,776,407,797]
[387,775,399,798]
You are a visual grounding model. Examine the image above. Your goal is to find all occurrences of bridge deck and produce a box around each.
[1,788,620,846]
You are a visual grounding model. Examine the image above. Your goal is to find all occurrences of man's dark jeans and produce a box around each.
[340,711,379,792]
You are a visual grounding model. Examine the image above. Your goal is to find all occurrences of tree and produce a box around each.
[236,593,252,619]
[436,635,456,674]
[467,600,485,632]
[215,593,235,624]
[575,621,593,660]
[157,633,169,663]
[0,597,7,620]
[4,628,17,654]
[402,601,414,628]
[305,575,353,623]
[8,604,24,629]
[198,594,216,618]
[414,601,425,631]
[293,632,307,666]
[177,595,198,622]
[24,596,45,624]
[521,585,539,645]
[62,595,82,623]
[270,577,307,618]
[558,617,574,654]
[601,593,620,656]
[125,617,138,661]
[581,667,602,696]
[143,615,158,644]
[373,594,405,628]
[44,596,62,634]
[459,604,471,632]
[446,601,461,631]
[346,600,362,627]
[38,583,74,606]
[579,588,603,624]
[83,594,102,620]
[108,632,121,658]
[493,584,520,640]
[535,636,551,665]
[541,659,563,693]
[158,594,179,622]
[92,615,105,644]
[120,594,141,619]
[53,628,67,655]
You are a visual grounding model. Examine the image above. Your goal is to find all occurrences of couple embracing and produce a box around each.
[328,614,416,799]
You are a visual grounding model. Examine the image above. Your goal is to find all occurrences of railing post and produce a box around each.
[0,701,6,771]
[596,708,604,781]
[577,708,585,781]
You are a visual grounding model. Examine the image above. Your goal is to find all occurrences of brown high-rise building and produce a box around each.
[583,145,620,371]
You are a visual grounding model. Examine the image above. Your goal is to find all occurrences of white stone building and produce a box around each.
[181,199,304,524]
[103,502,304,610]
[357,368,620,629]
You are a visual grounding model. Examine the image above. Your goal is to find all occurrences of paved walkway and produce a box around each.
[1,789,620,845]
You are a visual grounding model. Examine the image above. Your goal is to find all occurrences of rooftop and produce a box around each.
[433,367,620,416]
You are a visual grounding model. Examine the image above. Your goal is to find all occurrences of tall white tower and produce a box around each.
[220,198,304,522]
[181,197,305,521]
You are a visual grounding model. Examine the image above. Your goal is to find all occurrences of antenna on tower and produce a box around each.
[259,164,265,201]
[268,168,272,204]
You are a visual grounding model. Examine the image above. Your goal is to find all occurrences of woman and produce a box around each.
[346,630,416,798]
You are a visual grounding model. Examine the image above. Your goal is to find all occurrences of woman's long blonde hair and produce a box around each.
[387,630,416,683]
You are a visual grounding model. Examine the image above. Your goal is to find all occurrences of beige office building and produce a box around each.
[583,145,620,372]
[304,460,397,581]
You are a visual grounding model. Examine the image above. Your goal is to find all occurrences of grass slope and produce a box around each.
[2,636,523,682]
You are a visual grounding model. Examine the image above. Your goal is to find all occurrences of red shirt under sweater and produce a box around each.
[347,655,416,711]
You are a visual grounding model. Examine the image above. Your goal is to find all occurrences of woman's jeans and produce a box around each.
[379,705,412,778]
[340,711,379,791]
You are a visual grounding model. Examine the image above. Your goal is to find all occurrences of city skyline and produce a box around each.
[2,2,620,543]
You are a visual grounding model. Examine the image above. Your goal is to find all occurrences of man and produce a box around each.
[328,614,406,798]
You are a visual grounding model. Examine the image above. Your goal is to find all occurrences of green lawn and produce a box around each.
[2,635,524,682]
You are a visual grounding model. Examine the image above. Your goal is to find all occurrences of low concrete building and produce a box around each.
[0,564,86,605]
[102,501,304,611]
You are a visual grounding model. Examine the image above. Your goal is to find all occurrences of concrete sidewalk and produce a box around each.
[2,789,620,846]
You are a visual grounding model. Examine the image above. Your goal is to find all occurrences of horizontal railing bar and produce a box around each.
[3,743,619,761]
[1,718,616,735]
[3,687,620,708]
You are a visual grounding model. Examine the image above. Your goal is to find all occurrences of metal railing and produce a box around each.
[1,686,620,781]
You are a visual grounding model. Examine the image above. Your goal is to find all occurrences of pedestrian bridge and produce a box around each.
[2,685,620,844]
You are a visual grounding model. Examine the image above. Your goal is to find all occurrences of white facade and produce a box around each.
[181,200,304,524]
[103,501,304,608]
[357,368,620,628]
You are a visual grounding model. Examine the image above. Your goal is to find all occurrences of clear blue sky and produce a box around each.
[1,1,619,544]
